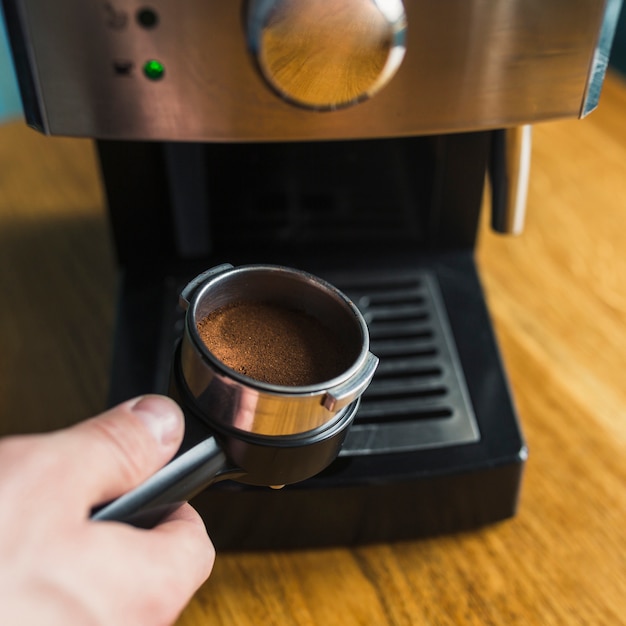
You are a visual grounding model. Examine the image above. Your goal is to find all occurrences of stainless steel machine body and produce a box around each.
[3,0,621,140]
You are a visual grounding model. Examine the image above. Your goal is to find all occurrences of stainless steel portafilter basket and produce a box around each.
[92,264,378,527]
[179,263,378,436]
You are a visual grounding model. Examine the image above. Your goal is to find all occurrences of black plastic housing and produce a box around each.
[98,131,526,549]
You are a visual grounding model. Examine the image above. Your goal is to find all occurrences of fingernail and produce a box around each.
[130,395,184,446]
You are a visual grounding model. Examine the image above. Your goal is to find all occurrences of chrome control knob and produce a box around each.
[246,0,407,110]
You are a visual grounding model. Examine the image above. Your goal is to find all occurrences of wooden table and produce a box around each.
[1,72,625,625]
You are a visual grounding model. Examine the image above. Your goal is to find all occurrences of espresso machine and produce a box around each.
[2,0,622,548]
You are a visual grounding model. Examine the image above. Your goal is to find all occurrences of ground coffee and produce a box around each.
[196,300,352,386]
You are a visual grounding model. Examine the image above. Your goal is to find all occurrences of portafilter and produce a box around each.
[92,264,378,527]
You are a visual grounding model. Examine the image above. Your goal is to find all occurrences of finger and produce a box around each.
[152,504,215,596]
[81,504,215,625]
[51,395,185,507]
[134,504,215,602]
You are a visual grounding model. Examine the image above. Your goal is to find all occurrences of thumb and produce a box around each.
[56,395,185,509]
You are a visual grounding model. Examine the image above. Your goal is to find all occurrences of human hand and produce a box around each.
[0,395,215,626]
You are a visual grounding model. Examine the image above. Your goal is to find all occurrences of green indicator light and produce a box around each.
[143,59,165,80]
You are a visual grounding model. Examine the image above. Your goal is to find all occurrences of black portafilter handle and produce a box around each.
[90,435,235,528]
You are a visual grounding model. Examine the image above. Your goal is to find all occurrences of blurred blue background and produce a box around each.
[0,7,21,122]
[1,5,626,124]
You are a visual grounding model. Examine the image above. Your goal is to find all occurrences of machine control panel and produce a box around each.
[2,0,618,141]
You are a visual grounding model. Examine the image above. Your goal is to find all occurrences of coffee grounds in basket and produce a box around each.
[196,301,353,386]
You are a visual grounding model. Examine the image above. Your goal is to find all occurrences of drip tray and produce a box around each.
[330,270,479,456]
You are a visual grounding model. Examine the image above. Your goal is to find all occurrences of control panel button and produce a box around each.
[137,7,159,29]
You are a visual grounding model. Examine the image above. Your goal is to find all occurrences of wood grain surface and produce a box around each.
[1,72,626,625]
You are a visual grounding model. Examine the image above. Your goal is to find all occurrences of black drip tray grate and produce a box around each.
[163,268,480,457]
[327,269,480,456]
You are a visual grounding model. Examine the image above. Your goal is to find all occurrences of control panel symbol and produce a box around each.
[104,2,128,30]
[113,59,134,76]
